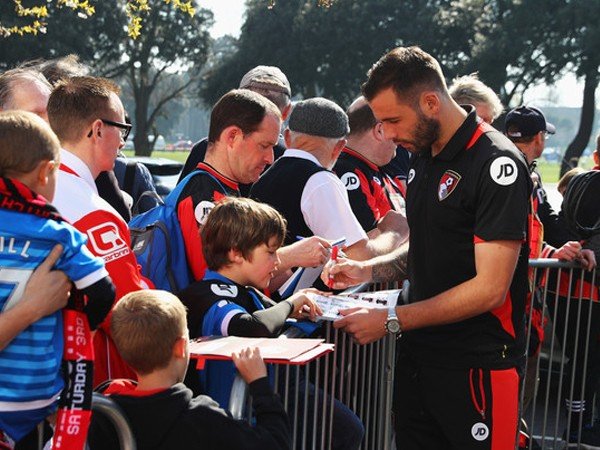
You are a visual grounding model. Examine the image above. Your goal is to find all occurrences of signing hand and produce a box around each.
[333,307,388,345]
[278,236,332,269]
[321,256,372,290]
[286,289,323,321]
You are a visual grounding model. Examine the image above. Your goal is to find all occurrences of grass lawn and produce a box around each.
[537,158,594,183]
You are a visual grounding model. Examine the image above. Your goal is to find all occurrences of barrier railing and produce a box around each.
[521,259,598,450]
[228,282,398,450]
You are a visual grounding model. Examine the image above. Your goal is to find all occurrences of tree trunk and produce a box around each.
[560,67,599,176]
[134,83,152,157]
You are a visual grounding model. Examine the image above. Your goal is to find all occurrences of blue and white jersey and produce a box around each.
[0,209,107,438]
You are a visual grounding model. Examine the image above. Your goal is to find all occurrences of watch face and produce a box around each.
[386,319,401,334]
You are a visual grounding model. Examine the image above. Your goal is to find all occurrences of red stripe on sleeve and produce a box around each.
[474,235,486,244]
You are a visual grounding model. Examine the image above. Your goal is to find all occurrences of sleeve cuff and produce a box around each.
[248,376,273,397]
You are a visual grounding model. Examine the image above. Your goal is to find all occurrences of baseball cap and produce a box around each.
[505,106,556,138]
[239,65,291,97]
[288,97,349,139]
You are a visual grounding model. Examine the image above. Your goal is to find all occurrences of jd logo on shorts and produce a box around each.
[438,170,461,201]
[341,173,360,191]
[489,156,518,186]
[471,422,489,441]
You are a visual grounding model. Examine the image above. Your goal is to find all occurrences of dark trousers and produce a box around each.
[393,352,519,450]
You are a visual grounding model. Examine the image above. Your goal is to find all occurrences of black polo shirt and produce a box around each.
[404,108,531,370]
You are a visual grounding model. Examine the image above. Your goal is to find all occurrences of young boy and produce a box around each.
[88,289,291,450]
[178,197,364,450]
[0,111,115,446]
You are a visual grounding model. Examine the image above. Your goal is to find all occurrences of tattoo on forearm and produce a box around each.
[372,252,408,282]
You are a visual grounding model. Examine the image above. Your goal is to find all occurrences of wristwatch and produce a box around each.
[385,307,402,335]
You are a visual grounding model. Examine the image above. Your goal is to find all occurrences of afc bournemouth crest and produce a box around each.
[438,170,461,201]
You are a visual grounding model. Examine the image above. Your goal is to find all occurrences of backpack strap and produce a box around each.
[123,160,138,195]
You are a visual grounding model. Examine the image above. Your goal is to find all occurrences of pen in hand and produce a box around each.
[327,246,339,289]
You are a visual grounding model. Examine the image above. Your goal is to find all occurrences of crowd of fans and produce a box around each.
[0,47,598,450]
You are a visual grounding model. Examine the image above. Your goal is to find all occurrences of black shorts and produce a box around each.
[393,352,520,450]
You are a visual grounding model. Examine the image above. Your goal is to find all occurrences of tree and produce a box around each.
[556,0,600,175]
[201,0,412,107]
[0,0,213,156]
[113,1,213,155]
[0,0,196,40]
[200,0,571,109]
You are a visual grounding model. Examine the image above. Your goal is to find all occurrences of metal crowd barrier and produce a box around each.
[229,281,398,450]
[28,393,136,450]
[521,259,599,450]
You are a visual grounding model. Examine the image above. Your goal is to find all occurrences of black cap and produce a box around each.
[505,106,556,138]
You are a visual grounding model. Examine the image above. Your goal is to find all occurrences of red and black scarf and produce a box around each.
[0,177,94,450]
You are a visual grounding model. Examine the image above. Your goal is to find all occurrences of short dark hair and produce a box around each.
[208,89,281,144]
[347,102,378,136]
[47,76,121,143]
[362,46,447,103]
[201,197,286,271]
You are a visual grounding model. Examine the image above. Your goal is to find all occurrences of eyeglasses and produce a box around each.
[101,119,132,140]
[87,118,132,141]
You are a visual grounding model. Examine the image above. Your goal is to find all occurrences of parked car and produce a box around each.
[126,156,183,198]
[123,135,167,151]
[174,139,193,151]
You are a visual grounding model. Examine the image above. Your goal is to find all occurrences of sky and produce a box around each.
[199,0,583,107]
[201,0,246,38]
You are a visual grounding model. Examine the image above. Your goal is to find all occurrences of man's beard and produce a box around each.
[413,111,440,154]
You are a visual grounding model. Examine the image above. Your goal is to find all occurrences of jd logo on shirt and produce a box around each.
[489,156,518,186]
[471,422,489,441]
[341,173,360,191]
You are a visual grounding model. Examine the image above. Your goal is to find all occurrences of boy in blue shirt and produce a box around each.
[178,196,364,449]
[0,111,115,447]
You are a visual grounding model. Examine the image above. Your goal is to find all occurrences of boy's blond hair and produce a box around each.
[111,290,187,375]
[201,197,287,270]
[0,110,60,178]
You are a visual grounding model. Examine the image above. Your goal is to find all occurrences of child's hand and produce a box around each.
[287,291,323,321]
[232,347,267,384]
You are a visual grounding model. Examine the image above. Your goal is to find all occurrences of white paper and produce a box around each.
[307,289,401,321]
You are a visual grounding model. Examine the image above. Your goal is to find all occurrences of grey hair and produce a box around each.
[449,73,503,120]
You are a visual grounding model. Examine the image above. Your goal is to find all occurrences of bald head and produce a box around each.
[346,96,396,167]
[0,68,52,122]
